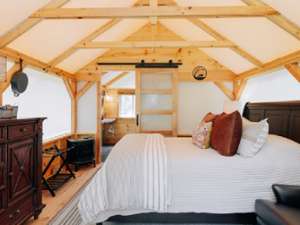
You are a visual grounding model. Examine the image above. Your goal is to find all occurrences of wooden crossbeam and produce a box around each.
[188,18,263,67]
[236,50,300,81]
[233,79,247,100]
[77,40,235,49]
[49,19,121,66]
[214,82,235,100]
[242,0,300,41]
[0,47,75,79]
[285,63,300,82]
[0,0,70,48]
[0,63,21,92]
[77,81,95,99]
[30,6,277,19]
[103,72,129,87]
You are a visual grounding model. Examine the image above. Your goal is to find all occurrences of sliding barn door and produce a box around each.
[136,68,178,136]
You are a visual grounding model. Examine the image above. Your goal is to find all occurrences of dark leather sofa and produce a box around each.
[255,184,300,225]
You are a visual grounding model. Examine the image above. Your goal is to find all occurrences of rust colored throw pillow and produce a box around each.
[211,111,242,156]
[202,112,217,123]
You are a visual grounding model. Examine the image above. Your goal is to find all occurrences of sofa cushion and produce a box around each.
[255,199,300,225]
[272,184,300,209]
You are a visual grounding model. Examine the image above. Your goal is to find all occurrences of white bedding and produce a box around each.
[79,134,300,224]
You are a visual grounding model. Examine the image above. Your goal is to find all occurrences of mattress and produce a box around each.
[79,134,300,224]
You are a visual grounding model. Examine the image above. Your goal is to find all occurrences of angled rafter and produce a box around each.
[31,6,277,19]
[188,18,263,67]
[0,47,75,79]
[0,63,21,92]
[236,50,300,81]
[77,81,95,99]
[63,77,76,99]
[242,0,300,41]
[49,19,121,66]
[103,72,129,88]
[0,0,70,48]
[214,82,235,100]
[77,40,235,49]
[233,79,247,100]
[285,63,300,82]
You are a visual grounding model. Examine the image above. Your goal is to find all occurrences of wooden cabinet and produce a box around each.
[0,118,45,225]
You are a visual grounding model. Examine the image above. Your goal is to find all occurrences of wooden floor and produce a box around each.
[26,164,101,225]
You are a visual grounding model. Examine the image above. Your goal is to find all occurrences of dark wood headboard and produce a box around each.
[243,101,300,144]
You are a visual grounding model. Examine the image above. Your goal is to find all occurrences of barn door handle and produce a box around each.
[136,114,139,126]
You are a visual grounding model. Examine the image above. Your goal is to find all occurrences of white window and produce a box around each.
[119,94,136,118]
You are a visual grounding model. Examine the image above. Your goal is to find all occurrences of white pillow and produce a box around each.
[237,118,269,157]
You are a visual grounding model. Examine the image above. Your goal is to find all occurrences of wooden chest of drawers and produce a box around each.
[0,118,45,225]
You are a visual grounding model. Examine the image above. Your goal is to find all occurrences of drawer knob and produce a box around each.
[20,128,28,132]
[16,209,21,214]
[9,214,13,219]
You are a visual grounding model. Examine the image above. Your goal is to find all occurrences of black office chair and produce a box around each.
[255,184,300,225]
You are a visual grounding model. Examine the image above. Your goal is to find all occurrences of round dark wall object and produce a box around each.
[11,71,29,97]
[192,65,208,81]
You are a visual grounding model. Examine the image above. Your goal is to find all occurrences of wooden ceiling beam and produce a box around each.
[285,63,300,82]
[188,18,263,67]
[233,79,247,100]
[77,81,95,99]
[103,72,129,88]
[77,40,235,49]
[214,82,235,100]
[0,0,70,48]
[0,47,75,80]
[0,63,21,92]
[236,50,300,81]
[49,19,121,66]
[30,6,277,19]
[242,0,300,41]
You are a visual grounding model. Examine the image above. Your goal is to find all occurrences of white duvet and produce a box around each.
[79,134,300,224]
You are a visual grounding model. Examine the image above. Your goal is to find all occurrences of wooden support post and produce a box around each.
[214,82,235,100]
[95,80,102,164]
[63,78,78,136]
[233,79,247,100]
[172,69,178,137]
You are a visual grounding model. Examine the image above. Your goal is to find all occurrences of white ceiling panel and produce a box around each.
[160,19,215,41]
[8,19,109,62]
[175,0,245,6]
[64,0,135,8]
[203,17,300,62]
[202,48,256,74]
[263,0,300,28]
[93,19,148,42]
[0,0,51,36]
[57,49,107,73]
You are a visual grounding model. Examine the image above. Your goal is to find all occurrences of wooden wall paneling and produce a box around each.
[95,81,102,164]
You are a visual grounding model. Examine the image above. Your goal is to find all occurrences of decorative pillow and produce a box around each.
[237,118,269,157]
[192,122,212,149]
[202,112,217,123]
[211,111,242,156]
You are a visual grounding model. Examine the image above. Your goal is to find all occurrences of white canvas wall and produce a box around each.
[239,68,300,111]
[77,83,97,133]
[178,82,230,135]
[3,67,71,140]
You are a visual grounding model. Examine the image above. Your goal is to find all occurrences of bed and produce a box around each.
[79,101,300,225]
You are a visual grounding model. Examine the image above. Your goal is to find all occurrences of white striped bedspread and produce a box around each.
[78,134,169,225]
[78,134,300,225]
